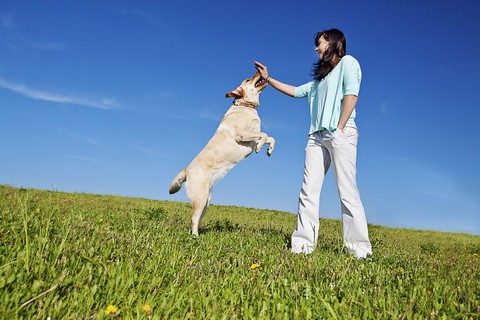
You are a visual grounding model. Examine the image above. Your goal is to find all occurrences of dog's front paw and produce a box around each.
[266,137,275,157]
[255,142,265,153]
[267,145,274,157]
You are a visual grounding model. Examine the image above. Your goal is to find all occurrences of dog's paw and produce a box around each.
[267,145,274,157]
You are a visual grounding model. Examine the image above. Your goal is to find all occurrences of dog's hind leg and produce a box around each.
[199,190,213,231]
[187,182,212,236]
[191,196,209,236]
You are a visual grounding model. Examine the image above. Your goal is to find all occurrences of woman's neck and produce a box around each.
[331,55,341,67]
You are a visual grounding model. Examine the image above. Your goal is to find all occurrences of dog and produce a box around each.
[169,72,275,235]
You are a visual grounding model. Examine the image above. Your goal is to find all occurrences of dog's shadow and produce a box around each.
[199,219,239,234]
[198,220,292,249]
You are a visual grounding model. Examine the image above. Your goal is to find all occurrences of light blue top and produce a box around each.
[294,55,362,134]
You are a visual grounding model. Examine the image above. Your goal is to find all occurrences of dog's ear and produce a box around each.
[225,87,244,98]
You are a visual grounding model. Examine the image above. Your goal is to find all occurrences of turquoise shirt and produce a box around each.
[294,55,362,134]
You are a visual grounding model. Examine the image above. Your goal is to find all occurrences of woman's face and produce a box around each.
[315,35,329,59]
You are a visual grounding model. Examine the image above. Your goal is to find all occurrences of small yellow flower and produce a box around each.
[105,305,118,315]
[143,304,152,314]
[250,263,261,270]
[35,208,41,214]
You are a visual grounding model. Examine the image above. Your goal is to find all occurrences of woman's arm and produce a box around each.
[254,61,295,97]
[337,95,358,131]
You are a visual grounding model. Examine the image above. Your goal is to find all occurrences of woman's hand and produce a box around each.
[254,61,269,79]
[253,61,295,97]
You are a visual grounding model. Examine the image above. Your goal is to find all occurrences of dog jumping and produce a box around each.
[169,72,275,235]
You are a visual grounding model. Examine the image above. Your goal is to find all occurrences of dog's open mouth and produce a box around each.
[254,77,268,87]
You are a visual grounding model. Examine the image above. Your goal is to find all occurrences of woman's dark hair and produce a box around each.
[311,29,347,81]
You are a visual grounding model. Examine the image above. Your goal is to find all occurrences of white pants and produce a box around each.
[291,127,372,259]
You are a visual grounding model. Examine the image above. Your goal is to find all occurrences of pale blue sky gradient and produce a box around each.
[1,0,479,235]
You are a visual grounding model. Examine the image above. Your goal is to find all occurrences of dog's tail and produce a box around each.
[169,169,187,194]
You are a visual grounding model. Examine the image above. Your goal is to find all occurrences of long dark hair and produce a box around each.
[311,29,347,82]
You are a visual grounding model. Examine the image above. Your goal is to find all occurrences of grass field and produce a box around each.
[1,185,479,319]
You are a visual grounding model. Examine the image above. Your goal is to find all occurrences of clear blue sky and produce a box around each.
[1,0,479,235]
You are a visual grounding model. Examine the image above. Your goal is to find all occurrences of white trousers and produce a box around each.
[291,127,372,258]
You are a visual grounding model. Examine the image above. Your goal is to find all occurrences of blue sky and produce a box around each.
[1,0,479,235]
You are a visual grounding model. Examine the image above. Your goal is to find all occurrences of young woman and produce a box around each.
[255,29,372,259]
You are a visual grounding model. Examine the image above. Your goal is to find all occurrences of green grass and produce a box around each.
[1,185,479,319]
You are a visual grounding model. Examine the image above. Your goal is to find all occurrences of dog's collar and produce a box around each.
[234,100,257,109]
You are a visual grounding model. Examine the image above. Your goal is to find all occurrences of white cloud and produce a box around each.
[0,77,117,109]
[0,11,15,29]
[1,11,65,51]
[261,118,296,131]
[411,188,447,198]
[129,144,168,158]
[19,35,65,51]
[118,8,154,21]
[194,108,222,121]
[64,154,109,165]
[425,170,445,182]
[380,101,389,114]
[142,88,175,101]
[63,129,103,147]
[78,136,103,147]
[116,7,168,32]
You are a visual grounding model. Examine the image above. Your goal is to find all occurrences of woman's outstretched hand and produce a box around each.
[254,61,295,97]
[254,61,269,79]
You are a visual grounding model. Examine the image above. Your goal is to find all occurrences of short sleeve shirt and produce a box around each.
[294,55,362,134]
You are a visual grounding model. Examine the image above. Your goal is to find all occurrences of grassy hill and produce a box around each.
[1,185,479,319]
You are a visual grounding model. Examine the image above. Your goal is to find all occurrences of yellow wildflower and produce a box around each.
[250,263,261,270]
[105,305,118,315]
[143,304,152,314]
[35,208,41,214]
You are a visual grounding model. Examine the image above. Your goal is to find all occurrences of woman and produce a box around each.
[255,29,372,259]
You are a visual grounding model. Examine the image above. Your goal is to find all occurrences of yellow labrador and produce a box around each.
[169,72,275,235]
